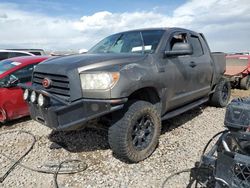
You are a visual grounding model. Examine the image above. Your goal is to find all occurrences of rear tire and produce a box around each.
[209,78,231,107]
[108,101,161,163]
[240,75,250,90]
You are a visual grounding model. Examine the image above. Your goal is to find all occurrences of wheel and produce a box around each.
[209,78,231,107]
[240,75,250,90]
[108,101,161,163]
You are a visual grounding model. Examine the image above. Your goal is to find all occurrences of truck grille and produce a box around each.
[32,72,70,97]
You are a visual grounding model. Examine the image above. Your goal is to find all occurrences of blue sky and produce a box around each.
[1,0,185,17]
[0,0,249,52]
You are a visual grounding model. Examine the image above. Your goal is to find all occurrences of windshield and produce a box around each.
[0,60,21,74]
[88,30,165,54]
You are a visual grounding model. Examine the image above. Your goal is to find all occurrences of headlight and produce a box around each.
[23,89,29,101]
[30,91,37,103]
[80,72,120,90]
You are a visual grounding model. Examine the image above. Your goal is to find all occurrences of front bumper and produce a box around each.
[19,84,126,131]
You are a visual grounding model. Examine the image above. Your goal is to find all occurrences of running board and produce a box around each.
[161,97,209,121]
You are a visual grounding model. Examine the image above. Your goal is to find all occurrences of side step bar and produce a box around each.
[161,97,209,121]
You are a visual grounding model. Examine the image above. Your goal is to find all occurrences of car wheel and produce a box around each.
[209,78,231,107]
[108,101,161,163]
[240,75,250,90]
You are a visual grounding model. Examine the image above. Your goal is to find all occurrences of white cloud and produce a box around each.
[0,0,249,52]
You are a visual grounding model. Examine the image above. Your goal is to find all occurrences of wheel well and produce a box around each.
[128,87,160,105]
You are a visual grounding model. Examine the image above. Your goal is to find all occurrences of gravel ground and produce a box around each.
[0,89,249,188]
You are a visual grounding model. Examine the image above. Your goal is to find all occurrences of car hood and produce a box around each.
[35,53,146,75]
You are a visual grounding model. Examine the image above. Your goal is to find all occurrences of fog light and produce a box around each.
[38,94,45,107]
[30,91,37,103]
[23,89,29,101]
[38,94,49,107]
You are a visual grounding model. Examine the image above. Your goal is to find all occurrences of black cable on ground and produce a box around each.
[0,130,88,187]
[201,130,228,156]
[162,130,229,188]
[161,168,192,188]
[0,130,36,183]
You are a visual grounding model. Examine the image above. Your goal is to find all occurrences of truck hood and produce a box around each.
[35,53,146,75]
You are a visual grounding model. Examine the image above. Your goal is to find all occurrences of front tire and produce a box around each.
[240,75,250,90]
[108,101,161,163]
[209,78,231,107]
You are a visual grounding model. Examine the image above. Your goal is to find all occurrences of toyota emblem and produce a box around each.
[42,78,52,88]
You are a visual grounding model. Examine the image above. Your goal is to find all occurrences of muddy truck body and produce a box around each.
[21,28,231,162]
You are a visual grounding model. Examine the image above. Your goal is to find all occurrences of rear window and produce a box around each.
[0,60,21,74]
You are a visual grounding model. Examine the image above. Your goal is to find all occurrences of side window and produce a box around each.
[12,64,36,83]
[8,52,30,58]
[189,35,203,56]
[169,33,187,50]
[0,52,8,61]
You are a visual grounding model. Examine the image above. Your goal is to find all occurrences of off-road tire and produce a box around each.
[209,78,231,107]
[108,101,161,163]
[240,75,250,90]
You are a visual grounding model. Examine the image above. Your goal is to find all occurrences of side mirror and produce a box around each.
[164,43,193,57]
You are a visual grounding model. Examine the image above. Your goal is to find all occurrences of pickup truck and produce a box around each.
[21,28,231,162]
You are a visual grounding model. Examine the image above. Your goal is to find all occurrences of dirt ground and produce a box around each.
[231,88,250,98]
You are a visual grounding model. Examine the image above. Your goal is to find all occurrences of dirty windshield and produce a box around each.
[88,30,164,54]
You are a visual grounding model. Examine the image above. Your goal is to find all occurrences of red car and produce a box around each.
[0,56,49,123]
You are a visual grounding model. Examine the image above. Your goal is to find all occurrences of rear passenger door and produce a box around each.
[187,33,213,98]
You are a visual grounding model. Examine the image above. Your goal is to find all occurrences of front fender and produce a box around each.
[111,62,164,98]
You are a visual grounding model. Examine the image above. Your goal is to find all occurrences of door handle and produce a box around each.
[189,61,197,68]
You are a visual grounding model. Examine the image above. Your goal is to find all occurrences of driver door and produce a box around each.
[163,32,197,109]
